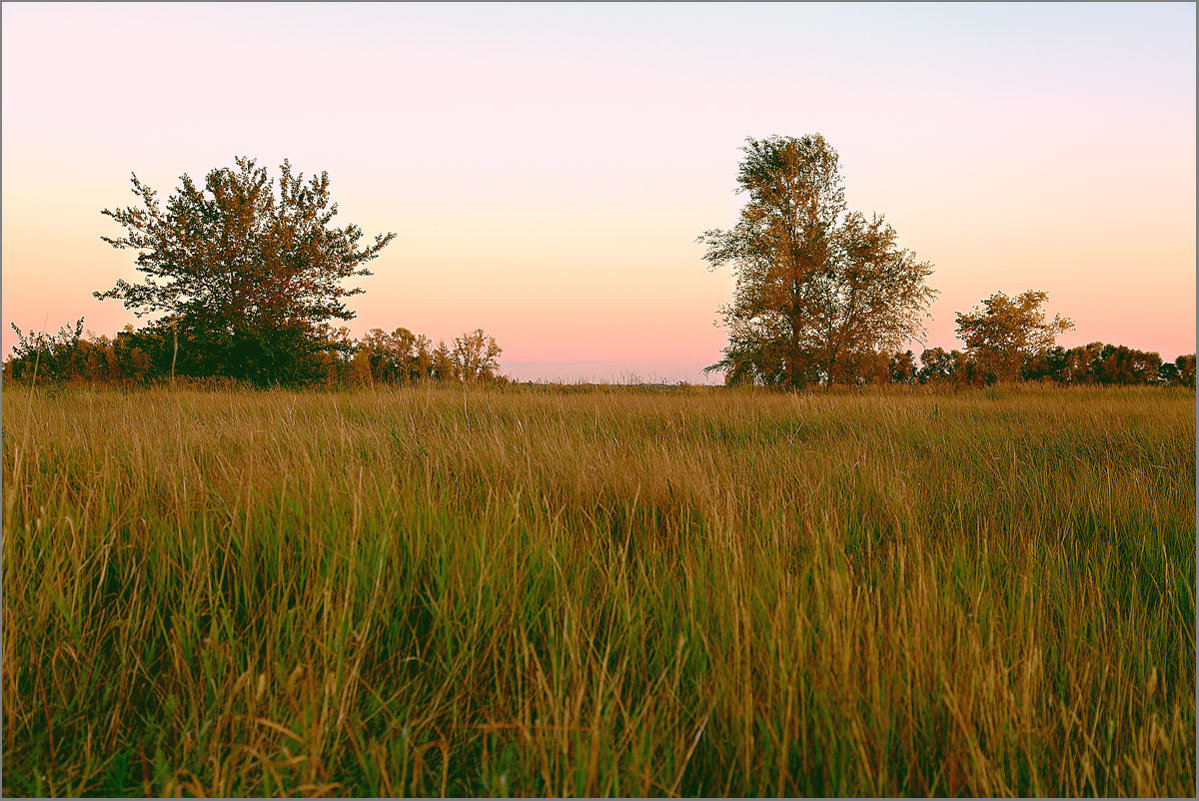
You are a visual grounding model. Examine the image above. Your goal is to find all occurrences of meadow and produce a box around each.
[2,383,1194,796]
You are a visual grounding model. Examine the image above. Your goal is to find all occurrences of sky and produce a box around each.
[2,2,1194,383]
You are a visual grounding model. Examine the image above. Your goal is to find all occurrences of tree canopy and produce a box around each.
[95,157,395,384]
[700,134,937,387]
[954,290,1074,382]
[452,329,504,383]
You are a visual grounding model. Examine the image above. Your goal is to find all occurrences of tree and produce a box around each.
[889,350,917,384]
[918,347,953,384]
[1021,345,1068,383]
[1063,342,1103,384]
[1090,344,1161,385]
[699,134,937,387]
[348,350,373,387]
[410,333,434,383]
[451,328,503,383]
[954,290,1073,383]
[1175,354,1196,386]
[856,350,892,386]
[951,349,978,385]
[7,318,85,381]
[359,327,409,384]
[430,341,457,383]
[94,157,395,384]
[1157,360,1181,385]
[358,326,439,384]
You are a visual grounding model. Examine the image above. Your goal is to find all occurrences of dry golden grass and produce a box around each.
[2,383,1194,796]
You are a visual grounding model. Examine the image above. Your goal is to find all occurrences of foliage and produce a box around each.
[94,157,396,384]
[700,134,937,387]
[954,290,1074,382]
[916,346,953,384]
[9,315,1189,390]
[358,327,434,385]
[451,328,504,383]
[3,319,507,387]
[888,349,917,385]
[915,342,1192,388]
[1171,354,1194,385]
[3,385,1193,796]
[431,341,457,383]
[6,317,85,381]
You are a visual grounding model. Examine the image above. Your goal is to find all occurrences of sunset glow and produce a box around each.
[3,2,1194,382]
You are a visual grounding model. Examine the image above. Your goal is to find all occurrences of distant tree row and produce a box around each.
[868,344,1195,387]
[3,318,505,387]
[350,326,503,385]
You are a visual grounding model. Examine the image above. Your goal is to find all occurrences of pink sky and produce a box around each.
[3,2,1194,382]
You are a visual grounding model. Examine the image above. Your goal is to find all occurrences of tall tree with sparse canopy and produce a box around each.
[699,135,937,387]
[95,157,395,384]
[955,289,1074,382]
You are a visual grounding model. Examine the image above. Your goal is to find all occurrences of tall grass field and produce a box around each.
[2,384,1194,796]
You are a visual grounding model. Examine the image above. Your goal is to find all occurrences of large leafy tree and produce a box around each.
[954,290,1073,382]
[95,157,395,383]
[699,134,937,387]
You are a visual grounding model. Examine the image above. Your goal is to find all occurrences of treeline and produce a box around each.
[5,152,1194,391]
[8,317,1193,389]
[3,318,506,387]
[869,344,1195,387]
